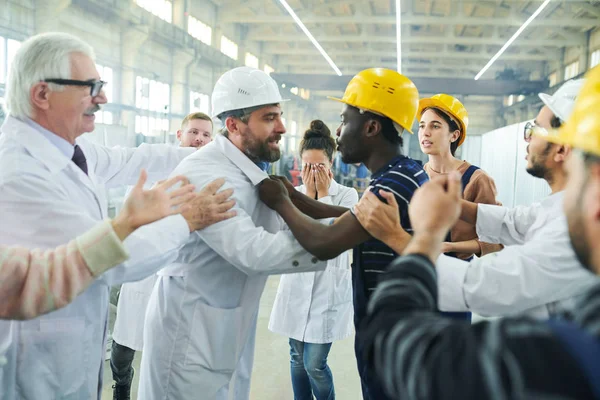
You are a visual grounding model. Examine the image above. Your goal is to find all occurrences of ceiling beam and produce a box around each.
[222,13,597,29]
[281,68,502,80]
[266,48,549,61]
[271,73,547,96]
[246,33,580,47]
[280,58,514,71]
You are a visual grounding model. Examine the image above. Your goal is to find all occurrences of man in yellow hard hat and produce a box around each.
[354,65,600,399]
[258,68,429,399]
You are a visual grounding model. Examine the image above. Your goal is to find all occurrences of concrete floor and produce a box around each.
[101,276,362,399]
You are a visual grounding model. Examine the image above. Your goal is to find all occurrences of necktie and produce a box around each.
[72,145,88,175]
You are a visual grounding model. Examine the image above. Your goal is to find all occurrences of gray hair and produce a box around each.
[5,32,95,119]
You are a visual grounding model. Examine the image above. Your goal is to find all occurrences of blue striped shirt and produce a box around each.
[352,155,428,326]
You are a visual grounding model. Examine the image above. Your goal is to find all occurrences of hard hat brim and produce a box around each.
[213,98,291,119]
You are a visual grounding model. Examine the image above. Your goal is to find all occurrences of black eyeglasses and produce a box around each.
[524,121,548,141]
[43,79,106,97]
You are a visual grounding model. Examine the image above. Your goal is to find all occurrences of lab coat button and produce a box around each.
[292,260,299,267]
[311,257,318,264]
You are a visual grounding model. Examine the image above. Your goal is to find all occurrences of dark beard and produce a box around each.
[526,163,550,179]
[242,134,281,163]
[526,143,553,180]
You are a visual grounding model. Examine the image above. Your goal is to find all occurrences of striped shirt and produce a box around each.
[358,254,600,399]
[352,155,428,325]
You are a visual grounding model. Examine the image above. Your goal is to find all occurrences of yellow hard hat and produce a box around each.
[544,66,600,157]
[418,94,469,147]
[328,68,419,134]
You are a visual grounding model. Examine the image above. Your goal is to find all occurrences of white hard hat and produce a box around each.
[538,78,584,122]
[211,66,289,118]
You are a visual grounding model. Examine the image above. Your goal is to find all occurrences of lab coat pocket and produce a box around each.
[185,302,243,373]
[330,268,353,307]
[18,318,86,395]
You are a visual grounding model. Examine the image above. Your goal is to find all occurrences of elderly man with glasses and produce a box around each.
[353,78,595,321]
[0,32,235,399]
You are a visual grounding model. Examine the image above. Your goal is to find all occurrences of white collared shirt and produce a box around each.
[437,192,599,319]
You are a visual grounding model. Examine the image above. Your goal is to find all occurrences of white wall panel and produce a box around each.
[479,124,519,207]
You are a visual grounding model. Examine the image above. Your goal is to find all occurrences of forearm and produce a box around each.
[277,199,368,260]
[403,232,446,263]
[0,221,128,320]
[447,239,481,256]
[277,199,344,259]
[379,232,412,254]
[291,191,348,219]
[460,199,478,225]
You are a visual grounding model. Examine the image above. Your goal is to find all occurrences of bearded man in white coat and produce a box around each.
[0,32,235,399]
[138,67,333,400]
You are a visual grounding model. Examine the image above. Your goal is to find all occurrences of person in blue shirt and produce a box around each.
[258,68,427,400]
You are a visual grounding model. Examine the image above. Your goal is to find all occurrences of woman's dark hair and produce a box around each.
[427,107,462,156]
[299,120,336,161]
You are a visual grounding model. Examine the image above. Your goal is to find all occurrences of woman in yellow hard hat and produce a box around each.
[418,94,503,263]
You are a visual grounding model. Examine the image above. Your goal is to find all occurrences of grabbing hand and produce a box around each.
[181,178,237,232]
[258,176,290,210]
[353,190,404,244]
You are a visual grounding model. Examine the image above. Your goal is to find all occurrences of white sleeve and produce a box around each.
[476,203,540,245]
[437,219,595,317]
[79,139,195,187]
[198,201,326,276]
[0,175,190,288]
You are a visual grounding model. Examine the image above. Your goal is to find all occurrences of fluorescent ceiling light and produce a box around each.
[278,0,342,76]
[474,0,552,80]
[396,0,401,72]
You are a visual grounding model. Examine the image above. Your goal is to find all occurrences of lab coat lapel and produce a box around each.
[2,116,104,217]
[214,135,269,186]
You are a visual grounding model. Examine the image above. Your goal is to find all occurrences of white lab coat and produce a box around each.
[138,135,327,400]
[437,191,600,319]
[0,116,194,399]
[269,181,357,343]
[112,185,158,352]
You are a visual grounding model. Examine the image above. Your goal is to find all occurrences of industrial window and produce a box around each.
[299,89,310,100]
[289,120,298,153]
[0,38,21,84]
[0,36,5,84]
[264,64,274,75]
[135,76,170,135]
[220,36,238,60]
[564,61,579,80]
[504,95,515,107]
[591,49,600,69]
[188,16,212,45]
[95,64,114,125]
[245,53,259,69]
[190,91,210,114]
[548,71,558,87]
[135,0,172,23]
